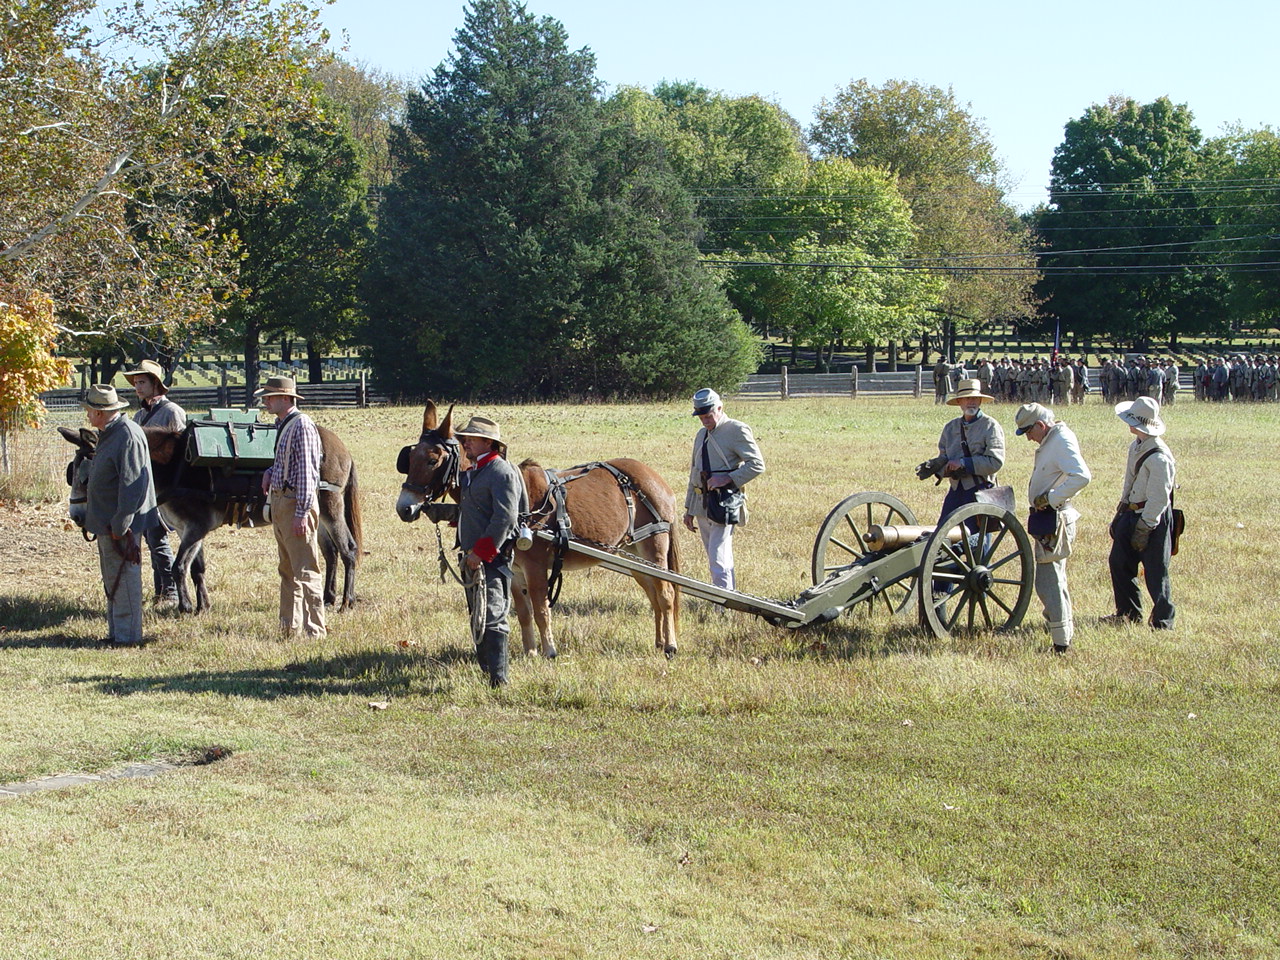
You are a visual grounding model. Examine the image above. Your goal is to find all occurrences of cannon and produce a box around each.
[545,491,1036,640]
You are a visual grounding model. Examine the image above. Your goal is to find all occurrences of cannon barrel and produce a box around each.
[863,523,962,553]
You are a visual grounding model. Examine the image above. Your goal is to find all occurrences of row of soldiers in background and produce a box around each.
[1191,354,1279,402]
[1097,357,1181,406]
[936,357,1091,406]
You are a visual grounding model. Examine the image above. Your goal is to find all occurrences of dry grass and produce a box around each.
[0,397,1277,959]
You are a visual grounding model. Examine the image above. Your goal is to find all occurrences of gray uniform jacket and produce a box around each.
[937,411,1005,491]
[1029,422,1091,522]
[134,396,187,432]
[685,417,766,522]
[459,455,525,558]
[1120,437,1176,528]
[86,414,160,537]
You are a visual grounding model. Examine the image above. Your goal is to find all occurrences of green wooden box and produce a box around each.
[208,408,260,424]
[186,417,278,469]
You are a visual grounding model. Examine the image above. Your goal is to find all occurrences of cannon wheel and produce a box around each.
[917,502,1035,639]
[811,492,918,615]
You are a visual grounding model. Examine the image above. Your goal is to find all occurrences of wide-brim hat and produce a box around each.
[1115,396,1166,436]
[946,379,994,405]
[691,387,722,416]
[455,415,506,452]
[122,359,169,394]
[82,383,129,412]
[253,376,304,400]
[1015,402,1054,435]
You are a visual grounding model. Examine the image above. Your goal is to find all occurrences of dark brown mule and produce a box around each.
[60,422,362,614]
[395,401,682,657]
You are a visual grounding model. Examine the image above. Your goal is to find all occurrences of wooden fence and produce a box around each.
[39,376,388,413]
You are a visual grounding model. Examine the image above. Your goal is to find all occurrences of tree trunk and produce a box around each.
[864,342,875,373]
[888,340,898,372]
[306,340,323,384]
[244,317,261,405]
[281,337,292,364]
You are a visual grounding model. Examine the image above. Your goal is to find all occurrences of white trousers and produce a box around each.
[1034,514,1077,646]
[698,519,735,591]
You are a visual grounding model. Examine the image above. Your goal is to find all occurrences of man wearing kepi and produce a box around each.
[258,376,326,639]
[123,359,185,607]
[683,388,765,591]
[456,416,524,687]
[82,384,161,646]
[1104,396,1177,629]
[1015,403,1091,654]
[917,379,1005,526]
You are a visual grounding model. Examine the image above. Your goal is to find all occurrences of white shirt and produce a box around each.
[1121,435,1175,527]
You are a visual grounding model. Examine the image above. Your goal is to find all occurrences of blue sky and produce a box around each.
[321,0,1276,210]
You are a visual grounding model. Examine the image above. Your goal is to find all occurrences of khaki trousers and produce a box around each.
[98,536,143,644]
[270,493,326,638]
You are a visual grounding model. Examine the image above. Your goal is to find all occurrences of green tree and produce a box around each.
[316,59,408,190]
[1034,96,1227,348]
[714,160,944,368]
[810,79,1038,339]
[0,0,330,340]
[1201,125,1280,329]
[363,0,755,399]
[215,114,373,392]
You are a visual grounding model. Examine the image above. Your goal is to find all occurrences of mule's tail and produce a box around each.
[346,460,363,564]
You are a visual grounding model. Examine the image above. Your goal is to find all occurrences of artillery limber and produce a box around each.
[537,491,1036,640]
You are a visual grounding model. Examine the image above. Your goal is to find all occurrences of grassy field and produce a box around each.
[1,397,1277,959]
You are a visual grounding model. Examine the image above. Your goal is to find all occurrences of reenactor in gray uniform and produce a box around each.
[1070,358,1089,404]
[933,358,950,404]
[1267,357,1279,401]
[1143,358,1165,400]
[1049,358,1073,405]
[977,358,994,399]
[1193,357,1208,401]
[1229,355,1248,401]
[1212,357,1229,401]
[1103,396,1176,630]
[1162,359,1179,404]
[82,384,161,645]
[456,415,525,687]
[123,359,185,606]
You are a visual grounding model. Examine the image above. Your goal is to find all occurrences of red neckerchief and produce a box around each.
[472,451,500,471]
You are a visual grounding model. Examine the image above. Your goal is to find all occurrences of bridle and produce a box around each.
[66,449,97,542]
[398,430,462,504]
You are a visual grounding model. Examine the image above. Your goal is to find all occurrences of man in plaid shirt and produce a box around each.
[257,376,326,639]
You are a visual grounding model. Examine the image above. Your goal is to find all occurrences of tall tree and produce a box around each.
[1034,96,1226,348]
[364,0,755,400]
[1202,125,1280,329]
[215,114,373,392]
[810,79,1038,330]
[0,0,330,341]
[713,159,944,367]
[315,59,408,190]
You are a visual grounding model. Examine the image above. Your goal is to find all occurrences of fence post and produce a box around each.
[914,365,923,399]
[781,364,789,400]
[850,366,858,399]
[359,371,368,408]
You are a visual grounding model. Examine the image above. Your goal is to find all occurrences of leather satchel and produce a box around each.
[1027,506,1058,538]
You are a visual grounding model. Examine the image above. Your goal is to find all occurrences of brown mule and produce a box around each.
[395,401,681,657]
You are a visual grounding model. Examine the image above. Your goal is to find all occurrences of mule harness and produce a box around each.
[524,461,672,608]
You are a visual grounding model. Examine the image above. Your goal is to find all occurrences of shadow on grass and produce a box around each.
[0,593,99,630]
[69,644,481,700]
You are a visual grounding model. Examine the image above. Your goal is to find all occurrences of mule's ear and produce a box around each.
[441,404,454,438]
[57,426,80,445]
[423,399,438,433]
[80,427,98,447]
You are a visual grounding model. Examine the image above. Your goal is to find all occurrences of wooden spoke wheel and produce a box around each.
[916,502,1034,639]
[811,492,917,616]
